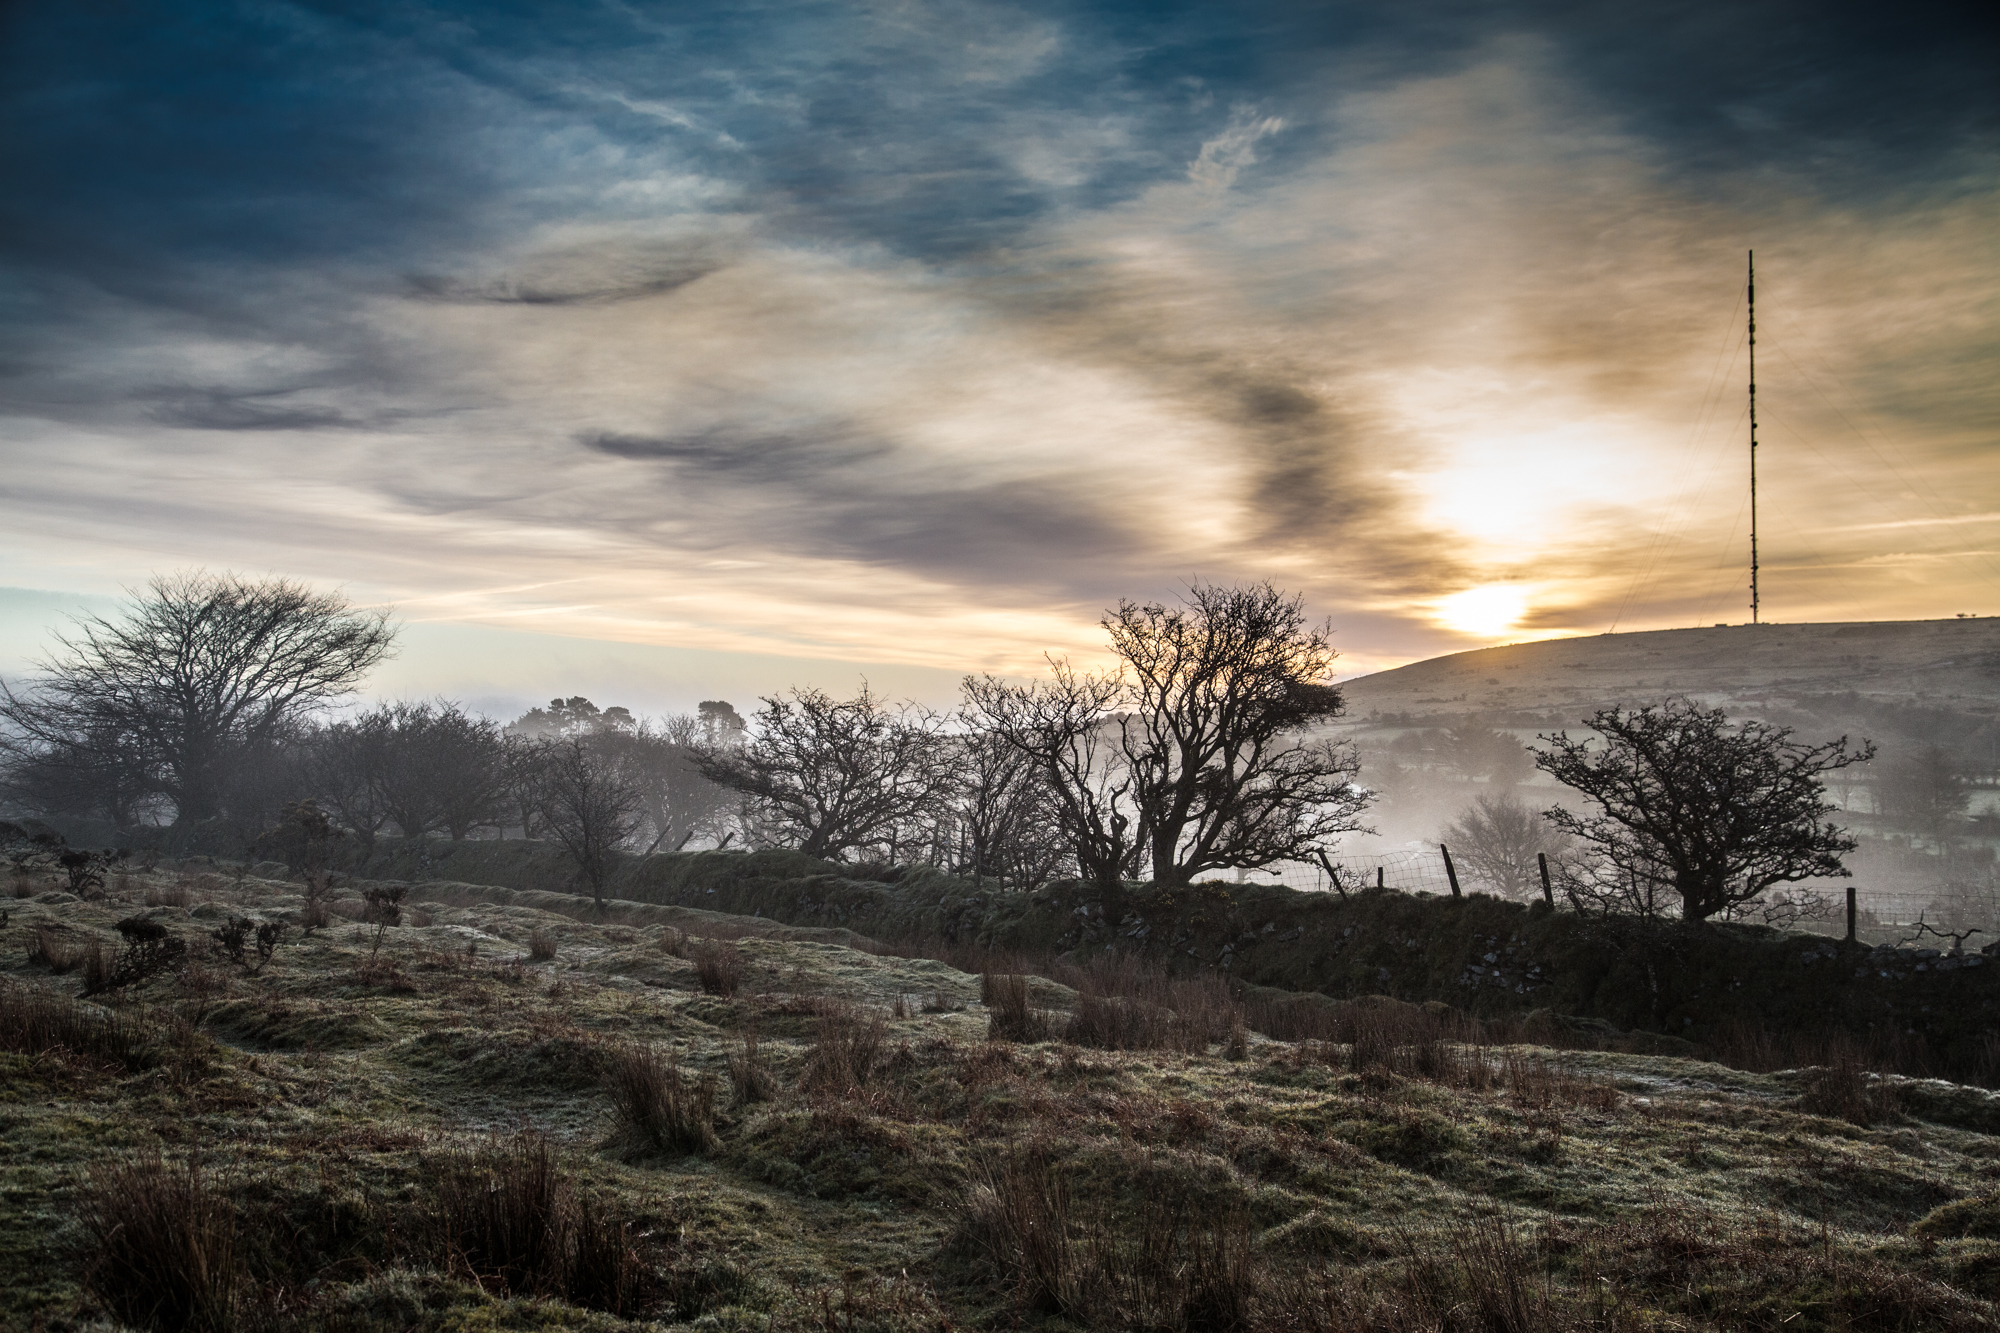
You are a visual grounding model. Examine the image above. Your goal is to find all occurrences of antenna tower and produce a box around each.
[1747,251,1759,624]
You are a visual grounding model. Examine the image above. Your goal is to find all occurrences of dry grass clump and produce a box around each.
[800,1001,888,1098]
[1795,1046,1904,1126]
[1055,955,1240,1054]
[0,980,154,1069]
[692,940,745,997]
[426,1130,646,1314]
[964,1143,1258,1331]
[606,1043,718,1154]
[78,1154,241,1333]
[27,923,89,972]
[144,882,193,908]
[984,973,1052,1042]
[728,1031,780,1105]
[528,928,558,962]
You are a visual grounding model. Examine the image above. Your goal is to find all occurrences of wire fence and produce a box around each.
[1231,848,1458,896]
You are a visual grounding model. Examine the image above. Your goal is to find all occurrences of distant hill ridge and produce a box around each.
[1339,618,2000,725]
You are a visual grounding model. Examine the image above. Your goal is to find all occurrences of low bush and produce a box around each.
[607,1043,719,1154]
[82,919,189,998]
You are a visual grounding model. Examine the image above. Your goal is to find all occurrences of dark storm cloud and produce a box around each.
[579,427,1150,595]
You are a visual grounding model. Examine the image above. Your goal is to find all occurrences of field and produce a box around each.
[8,863,2000,1332]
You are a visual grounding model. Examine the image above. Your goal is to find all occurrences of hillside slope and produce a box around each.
[1339,617,2000,728]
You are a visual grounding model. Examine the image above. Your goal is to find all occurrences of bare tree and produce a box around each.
[1535,697,1873,924]
[1441,794,1572,899]
[963,663,1148,902]
[1105,582,1370,887]
[364,701,509,841]
[0,572,394,825]
[694,685,959,862]
[538,737,642,908]
[947,725,1074,889]
[304,714,394,850]
[597,715,739,853]
[1879,745,1971,841]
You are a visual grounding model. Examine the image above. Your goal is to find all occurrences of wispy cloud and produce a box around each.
[1,1,1995,684]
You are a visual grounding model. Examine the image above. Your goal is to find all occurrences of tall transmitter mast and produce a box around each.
[1747,251,1760,624]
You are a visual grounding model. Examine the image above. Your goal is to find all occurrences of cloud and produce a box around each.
[0,0,1995,686]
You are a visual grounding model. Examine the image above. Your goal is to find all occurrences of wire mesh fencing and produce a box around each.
[1226,848,1457,896]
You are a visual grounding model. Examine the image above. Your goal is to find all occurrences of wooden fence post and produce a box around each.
[1538,852,1554,908]
[1846,885,1857,944]
[1376,866,1384,890]
[1441,844,1461,898]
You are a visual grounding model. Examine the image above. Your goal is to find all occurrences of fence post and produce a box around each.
[1538,852,1554,908]
[1376,866,1384,890]
[1846,885,1857,944]
[1440,844,1461,898]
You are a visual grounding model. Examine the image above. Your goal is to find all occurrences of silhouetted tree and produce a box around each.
[1535,698,1872,923]
[1879,745,1971,841]
[694,685,957,862]
[596,715,738,853]
[0,572,393,825]
[962,663,1147,902]
[1441,793,1571,899]
[538,737,642,908]
[1106,582,1370,887]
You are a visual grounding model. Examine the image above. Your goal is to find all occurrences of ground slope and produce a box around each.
[8,863,2000,1331]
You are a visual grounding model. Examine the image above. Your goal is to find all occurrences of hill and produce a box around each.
[1338,617,2000,732]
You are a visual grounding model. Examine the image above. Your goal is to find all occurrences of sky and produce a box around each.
[2,0,1996,717]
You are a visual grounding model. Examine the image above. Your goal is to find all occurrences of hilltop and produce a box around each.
[1339,617,2000,726]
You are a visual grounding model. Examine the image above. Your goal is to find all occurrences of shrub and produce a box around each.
[78,1154,242,1333]
[0,980,154,1068]
[800,1002,887,1098]
[984,973,1051,1043]
[82,919,189,998]
[209,918,286,974]
[606,1043,719,1154]
[693,941,744,997]
[528,929,557,962]
[362,886,406,961]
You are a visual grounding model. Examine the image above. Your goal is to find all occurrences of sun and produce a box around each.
[1434,585,1529,638]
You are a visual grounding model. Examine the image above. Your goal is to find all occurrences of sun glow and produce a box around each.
[1435,584,1529,638]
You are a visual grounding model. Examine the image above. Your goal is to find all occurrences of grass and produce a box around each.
[2,861,1999,1332]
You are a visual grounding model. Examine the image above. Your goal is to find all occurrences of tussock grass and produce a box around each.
[606,1042,718,1154]
[79,1154,241,1333]
[728,1031,779,1105]
[983,972,1052,1042]
[800,1000,887,1098]
[527,928,557,961]
[0,979,154,1068]
[693,940,744,997]
[425,1130,646,1314]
